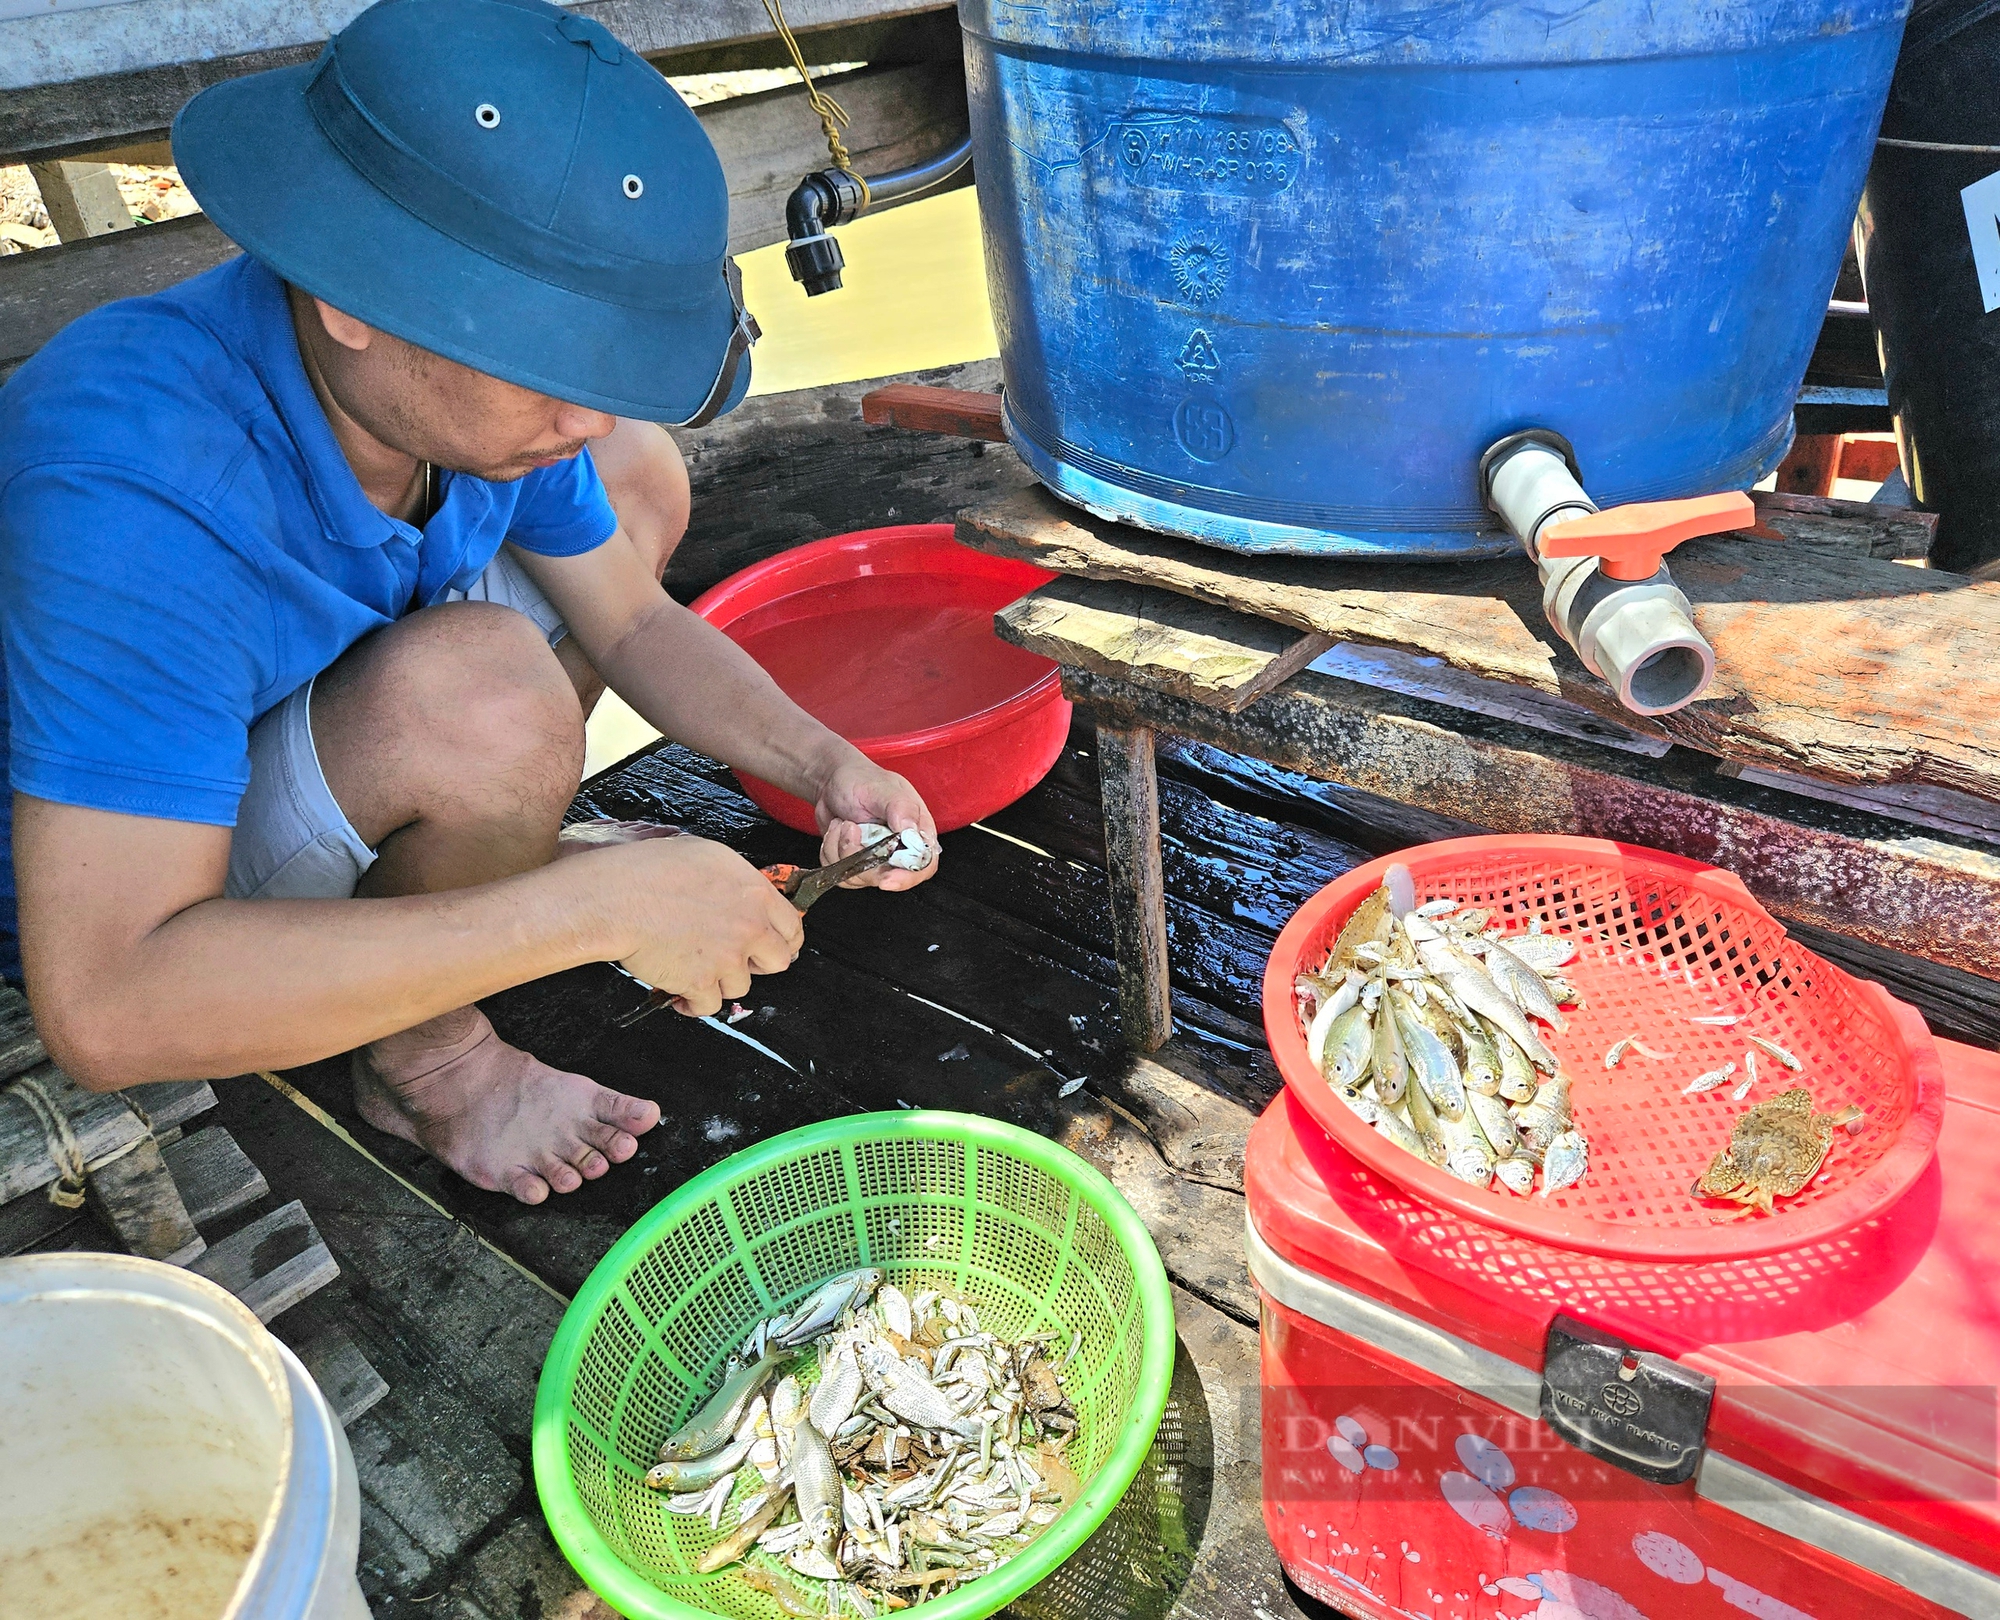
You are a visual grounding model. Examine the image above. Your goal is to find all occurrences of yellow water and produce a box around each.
[584,186,1000,776]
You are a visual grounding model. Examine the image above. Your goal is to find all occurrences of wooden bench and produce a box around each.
[861,386,1999,1051]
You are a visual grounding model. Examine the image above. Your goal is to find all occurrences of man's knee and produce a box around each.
[316,602,585,824]
[592,418,689,581]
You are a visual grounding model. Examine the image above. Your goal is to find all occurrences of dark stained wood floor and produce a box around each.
[206,712,1399,1620]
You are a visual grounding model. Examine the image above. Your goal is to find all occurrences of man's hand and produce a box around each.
[813,756,940,893]
[597,836,805,1016]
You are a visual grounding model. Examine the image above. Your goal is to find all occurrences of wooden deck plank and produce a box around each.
[0,985,47,1083]
[1007,577,1336,714]
[86,1132,205,1264]
[2,71,973,383]
[671,359,1036,604]
[570,733,1294,1099]
[0,0,952,163]
[161,1125,270,1226]
[1063,667,2000,978]
[293,1323,389,1428]
[0,1063,147,1204]
[199,1074,575,1613]
[963,484,2000,806]
[1154,734,2000,1052]
[1097,724,1174,1051]
[190,1197,339,1321]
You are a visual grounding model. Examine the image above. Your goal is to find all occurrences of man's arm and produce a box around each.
[15,796,801,1089]
[511,531,940,884]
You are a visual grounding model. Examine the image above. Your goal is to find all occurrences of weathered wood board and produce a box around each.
[0,985,46,1082]
[0,0,954,162]
[997,574,2000,977]
[161,1125,270,1226]
[1097,724,1174,1053]
[672,360,1037,602]
[86,1131,205,1263]
[1007,577,1335,714]
[960,485,2000,808]
[190,1197,339,1321]
[2,64,970,382]
[0,1063,147,1204]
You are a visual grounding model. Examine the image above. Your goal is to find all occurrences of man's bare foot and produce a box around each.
[353,1005,661,1204]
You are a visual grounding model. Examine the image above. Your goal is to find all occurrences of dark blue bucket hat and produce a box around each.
[173,0,755,424]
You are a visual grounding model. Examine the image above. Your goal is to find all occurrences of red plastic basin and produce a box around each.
[689,525,1069,835]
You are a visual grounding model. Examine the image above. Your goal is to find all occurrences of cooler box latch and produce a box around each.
[1541,1314,1715,1485]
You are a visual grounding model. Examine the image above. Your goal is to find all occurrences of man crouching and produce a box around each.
[0,0,936,1203]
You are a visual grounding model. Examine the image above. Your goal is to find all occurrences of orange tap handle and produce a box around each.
[1539,491,1755,581]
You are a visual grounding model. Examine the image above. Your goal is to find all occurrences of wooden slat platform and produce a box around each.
[956,484,2000,807]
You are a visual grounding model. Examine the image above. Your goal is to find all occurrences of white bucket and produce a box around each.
[0,1253,368,1620]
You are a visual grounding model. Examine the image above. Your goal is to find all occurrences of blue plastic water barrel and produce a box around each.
[961,1,1909,557]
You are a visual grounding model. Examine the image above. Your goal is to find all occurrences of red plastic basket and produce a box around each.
[1262,836,1946,1262]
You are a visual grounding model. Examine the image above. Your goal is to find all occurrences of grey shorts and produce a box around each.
[224,549,568,902]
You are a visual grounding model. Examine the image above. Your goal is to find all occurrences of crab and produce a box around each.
[1692,1086,1864,1218]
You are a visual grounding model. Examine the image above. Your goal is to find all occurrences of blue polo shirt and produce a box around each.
[0,254,619,978]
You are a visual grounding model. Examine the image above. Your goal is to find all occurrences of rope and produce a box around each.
[758,0,869,205]
[10,1073,87,1208]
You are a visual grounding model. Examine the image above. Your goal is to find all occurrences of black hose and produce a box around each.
[862,135,973,208]
[783,135,974,295]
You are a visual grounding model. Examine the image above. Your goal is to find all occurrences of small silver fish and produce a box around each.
[1481,937,1568,1030]
[808,1345,866,1436]
[1511,1071,1573,1156]
[1390,991,1467,1121]
[1323,1002,1374,1088]
[1496,932,1578,972]
[1415,897,1462,918]
[1689,1013,1741,1027]
[1399,1069,1451,1166]
[771,1268,885,1348]
[1468,1090,1521,1159]
[1604,1034,1637,1071]
[1370,994,1409,1104]
[1369,1104,1428,1159]
[1436,961,1560,1070]
[1305,972,1363,1068]
[1493,1157,1538,1195]
[1493,1029,1539,1103]
[646,1433,755,1492]
[1439,1109,1496,1186]
[791,1415,843,1557]
[1539,1129,1589,1196]
[1683,1062,1737,1096]
[1459,1022,1502,1097]
[1745,1033,1803,1071]
[659,1349,786,1462]
[877,1284,915,1342]
[861,1343,983,1439]
[1443,1141,1496,1187]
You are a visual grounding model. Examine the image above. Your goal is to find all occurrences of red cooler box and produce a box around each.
[1249,840,2000,1620]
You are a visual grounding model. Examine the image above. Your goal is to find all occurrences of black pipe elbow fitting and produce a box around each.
[783,137,975,296]
[784,168,865,296]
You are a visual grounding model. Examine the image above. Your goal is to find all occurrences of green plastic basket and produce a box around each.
[533,1111,1177,1620]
